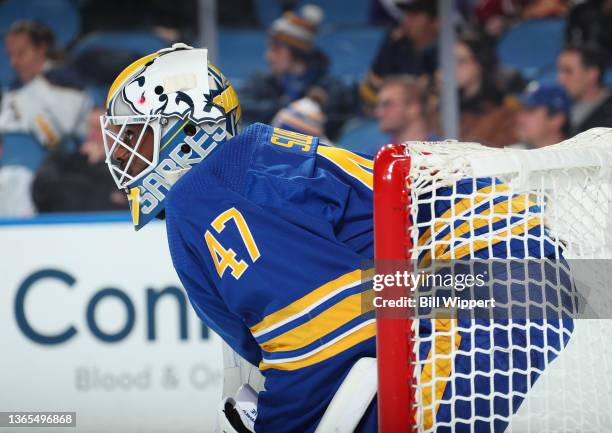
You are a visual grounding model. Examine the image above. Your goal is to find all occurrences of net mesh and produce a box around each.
[394,128,612,432]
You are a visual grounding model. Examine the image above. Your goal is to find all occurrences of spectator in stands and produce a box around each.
[565,0,612,60]
[4,20,81,90]
[5,20,51,87]
[557,45,612,135]
[32,107,127,213]
[0,20,91,150]
[513,83,571,149]
[240,5,356,139]
[271,97,329,141]
[360,0,438,108]
[375,76,436,143]
[433,29,517,147]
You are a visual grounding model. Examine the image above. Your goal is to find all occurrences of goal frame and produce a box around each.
[372,132,612,433]
[373,143,415,433]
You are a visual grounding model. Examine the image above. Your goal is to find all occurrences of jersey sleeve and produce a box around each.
[165,156,373,368]
[166,200,262,366]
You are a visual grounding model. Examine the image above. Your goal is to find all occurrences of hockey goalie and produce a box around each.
[100,44,595,432]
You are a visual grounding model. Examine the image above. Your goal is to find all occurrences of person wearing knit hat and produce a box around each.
[241,6,328,122]
[240,4,358,140]
[268,4,324,54]
[264,4,327,102]
[271,97,329,140]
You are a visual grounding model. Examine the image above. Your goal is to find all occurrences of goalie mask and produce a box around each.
[101,43,241,230]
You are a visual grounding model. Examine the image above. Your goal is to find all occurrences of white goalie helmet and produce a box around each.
[100,43,241,230]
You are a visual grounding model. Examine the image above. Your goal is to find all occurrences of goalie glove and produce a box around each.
[216,384,258,433]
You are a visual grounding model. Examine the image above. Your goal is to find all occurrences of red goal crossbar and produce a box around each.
[373,144,415,433]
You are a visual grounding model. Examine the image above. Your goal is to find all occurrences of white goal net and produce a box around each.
[375,128,612,433]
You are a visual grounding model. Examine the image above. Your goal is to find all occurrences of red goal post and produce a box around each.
[373,143,415,433]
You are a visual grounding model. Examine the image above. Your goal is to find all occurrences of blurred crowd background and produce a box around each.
[1,0,611,218]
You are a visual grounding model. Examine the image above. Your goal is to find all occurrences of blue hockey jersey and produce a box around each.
[165,123,377,433]
[164,123,573,433]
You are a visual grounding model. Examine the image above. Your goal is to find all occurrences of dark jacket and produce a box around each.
[240,49,358,139]
[370,28,438,78]
[359,27,437,106]
[570,91,612,136]
[32,152,127,213]
[565,0,612,60]
[9,66,84,92]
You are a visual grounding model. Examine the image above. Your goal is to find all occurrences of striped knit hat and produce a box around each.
[269,4,325,52]
[272,97,326,137]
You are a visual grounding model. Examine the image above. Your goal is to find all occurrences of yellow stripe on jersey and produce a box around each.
[431,217,543,263]
[34,114,59,148]
[420,194,536,264]
[417,184,510,247]
[260,291,371,353]
[420,319,462,429]
[249,269,365,336]
[259,321,376,371]
[358,81,376,105]
[317,146,374,190]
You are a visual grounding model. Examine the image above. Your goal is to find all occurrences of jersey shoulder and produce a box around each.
[166,123,321,217]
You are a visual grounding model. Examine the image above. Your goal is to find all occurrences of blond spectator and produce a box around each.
[375,76,436,143]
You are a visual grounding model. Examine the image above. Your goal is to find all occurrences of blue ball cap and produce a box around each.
[519,84,571,115]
